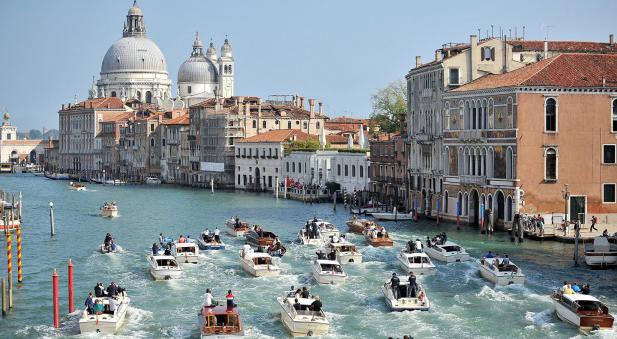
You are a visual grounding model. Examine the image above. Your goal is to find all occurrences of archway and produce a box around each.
[421,189,427,214]
[10,150,18,164]
[496,191,505,226]
[255,167,261,185]
[29,150,37,164]
[470,190,480,226]
[145,91,152,104]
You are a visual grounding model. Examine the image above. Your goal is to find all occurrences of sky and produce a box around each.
[1,0,616,130]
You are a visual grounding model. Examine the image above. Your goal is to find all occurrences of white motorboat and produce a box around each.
[310,219,340,239]
[145,176,162,185]
[100,243,122,254]
[552,292,614,330]
[239,249,280,277]
[324,240,362,264]
[69,181,86,191]
[312,259,347,284]
[225,218,250,237]
[79,291,130,334]
[298,230,323,246]
[277,294,329,336]
[424,241,470,263]
[147,254,182,280]
[382,280,430,311]
[584,237,617,268]
[196,232,226,251]
[397,251,436,275]
[173,241,199,264]
[477,257,525,285]
[45,172,70,180]
[371,207,414,221]
[100,202,119,218]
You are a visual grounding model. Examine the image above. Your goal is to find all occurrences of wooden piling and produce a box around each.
[1,277,6,317]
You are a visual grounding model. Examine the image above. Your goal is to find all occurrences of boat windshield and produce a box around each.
[442,245,460,252]
[575,300,608,314]
[253,257,271,265]
[176,246,196,254]
[320,264,343,273]
[202,313,240,334]
[156,259,177,267]
[409,256,431,264]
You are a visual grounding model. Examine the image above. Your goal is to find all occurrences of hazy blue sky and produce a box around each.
[1,0,616,130]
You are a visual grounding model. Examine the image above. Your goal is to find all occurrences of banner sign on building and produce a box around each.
[200,162,224,172]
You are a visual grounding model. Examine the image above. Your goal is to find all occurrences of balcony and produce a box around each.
[460,175,486,186]
[460,130,484,142]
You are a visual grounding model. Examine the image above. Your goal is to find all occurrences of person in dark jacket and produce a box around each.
[84,292,95,314]
[94,282,106,297]
[107,282,118,297]
[390,273,400,299]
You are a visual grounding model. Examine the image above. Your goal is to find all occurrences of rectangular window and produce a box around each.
[188,86,192,94]
[604,144,616,164]
[449,68,459,85]
[603,183,616,203]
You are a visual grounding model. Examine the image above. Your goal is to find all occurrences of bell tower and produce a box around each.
[218,36,234,98]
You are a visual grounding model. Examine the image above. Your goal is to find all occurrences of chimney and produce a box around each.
[258,98,262,117]
[309,99,315,118]
[318,102,323,115]
[470,35,478,80]
[300,97,305,109]
[544,39,548,59]
[610,34,614,45]
[415,56,421,68]
[434,50,443,62]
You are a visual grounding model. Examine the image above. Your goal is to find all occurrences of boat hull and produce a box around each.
[366,237,394,247]
[175,253,199,264]
[239,258,280,277]
[101,210,118,218]
[337,253,363,264]
[397,257,436,275]
[424,247,470,263]
[381,285,429,311]
[478,264,525,285]
[150,268,182,280]
[553,298,614,330]
[312,270,347,284]
[584,252,617,267]
[79,297,129,334]
[197,239,226,251]
[279,303,329,336]
[371,213,413,221]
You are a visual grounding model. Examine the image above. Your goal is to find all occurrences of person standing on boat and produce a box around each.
[415,238,423,253]
[226,290,235,308]
[159,233,165,246]
[301,287,310,298]
[84,292,95,314]
[390,273,400,299]
[94,282,106,297]
[204,288,214,307]
[109,296,118,314]
[178,234,186,243]
[107,282,118,297]
[214,227,220,243]
[408,272,418,298]
[242,242,252,257]
[293,298,302,311]
[310,296,322,312]
[152,243,160,255]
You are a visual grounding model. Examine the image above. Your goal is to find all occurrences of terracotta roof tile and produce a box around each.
[60,97,125,111]
[508,40,617,53]
[163,114,190,125]
[101,111,134,122]
[237,129,316,143]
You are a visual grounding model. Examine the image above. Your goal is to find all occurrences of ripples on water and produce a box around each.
[0,174,617,338]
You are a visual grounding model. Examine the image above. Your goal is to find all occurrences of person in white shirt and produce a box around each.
[205,229,210,236]
[415,239,423,252]
[242,243,252,257]
[204,288,213,307]
[331,235,339,243]
[214,227,220,242]
[108,297,118,313]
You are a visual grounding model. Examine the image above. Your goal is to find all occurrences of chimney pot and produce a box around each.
[544,40,548,59]
[300,97,305,109]
[434,50,443,61]
[318,102,323,115]
[415,56,421,68]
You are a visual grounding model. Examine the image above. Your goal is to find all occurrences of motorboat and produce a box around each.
[584,237,617,268]
[346,217,377,234]
[68,181,86,191]
[100,202,119,218]
[79,291,130,334]
[225,218,250,237]
[298,230,323,246]
[197,231,226,251]
[198,303,244,337]
[45,171,70,180]
[173,241,199,264]
[312,259,347,284]
[308,219,340,239]
[424,241,470,263]
[351,202,384,215]
[147,254,182,280]
[363,225,394,247]
[552,292,614,330]
[100,243,122,254]
[277,293,329,336]
[371,207,414,221]
[145,176,162,185]
[397,251,436,275]
[382,280,430,311]
[245,228,278,248]
[324,240,362,264]
[477,257,525,285]
[239,249,280,277]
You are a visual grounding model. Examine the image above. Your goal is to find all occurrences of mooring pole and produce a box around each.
[7,221,12,309]
[52,269,59,328]
[68,259,74,313]
[17,224,22,283]
[1,278,6,317]
[49,202,55,237]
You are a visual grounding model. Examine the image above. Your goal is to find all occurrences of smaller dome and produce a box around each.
[206,41,217,59]
[3,112,10,121]
[221,38,232,58]
[178,56,218,83]
[193,32,203,49]
[128,1,142,16]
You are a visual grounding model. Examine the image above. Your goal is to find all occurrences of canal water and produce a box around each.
[0,174,616,338]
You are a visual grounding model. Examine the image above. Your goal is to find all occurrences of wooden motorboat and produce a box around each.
[478,257,525,285]
[173,241,199,264]
[144,176,162,185]
[277,294,329,336]
[298,219,341,245]
[363,225,394,247]
[397,251,436,275]
[312,259,347,284]
[245,228,278,248]
[69,181,86,191]
[552,292,614,330]
[424,241,470,263]
[382,280,430,311]
[79,291,130,334]
[239,249,280,277]
[225,218,250,237]
[198,303,244,337]
[147,254,182,280]
[100,202,119,218]
[345,217,376,234]
[324,241,362,264]
[584,237,617,268]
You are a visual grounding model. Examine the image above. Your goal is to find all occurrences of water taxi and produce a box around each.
[371,208,414,221]
[277,293,329,336]
[198,303,244,337]
[477,257,525,285]
[298,230,323,246]
[346,216,376,234]
[245,228,278,248]
[363,225,394,247]
[324,240,362,264]
[225,218,250,237]
[173,241,200,264]
[552,292,614,330]
[197,232,226,251]
[382,280,430,311]
[424,241,470,263]
[69,181,86,191]
[312,259,347,284]
[239,249,280,277]
[147,254,182,280]
[397,251,436,275]
[100,202,119,218]
[44,171,70,180]
[100,243,122,254]
[298,219,341,245]
[144,176,162,185]
[79,291,130,334]
[584,237,617,268]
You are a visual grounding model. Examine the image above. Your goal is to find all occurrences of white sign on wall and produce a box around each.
[200,162,224,172]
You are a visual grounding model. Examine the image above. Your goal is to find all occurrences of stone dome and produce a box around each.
[221,38,232,58]
[101,37,168,74]
[178,56,218,83]
[128,3,142,16]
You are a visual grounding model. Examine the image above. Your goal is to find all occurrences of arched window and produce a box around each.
[286,162,289,172]
[344,165,349,176]
[298,162,302,173]
[292,162,295,172]
[545,98,557,132]
[463,193,469,216]
[360,165,364,178]
[506,97,513,128]
[612,99,617,132]
[262,121,267,129]
[457,192,462,216]
[506,196,513,221]
[545,148,557,180]
[506,147,514,179]
[337,164,341,176]
[252,120,257,129]
[303,121,308,129]
[316,121,320,130]
[444,191,449,214]
[137,91,142,101]
[111,91,117,97]
[150,138,155,147]
[352,165,356,177]
[145,91,152,103]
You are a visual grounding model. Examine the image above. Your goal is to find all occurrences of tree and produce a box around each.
[287,138,323,151]
[370,80,407,133]
[28,129,43,139]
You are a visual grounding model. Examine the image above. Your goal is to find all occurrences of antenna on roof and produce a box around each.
[491,25,494,38]
[522,25,525,40]
[478,28,481,39]
[509,28,512,40]
[515,26,517,40]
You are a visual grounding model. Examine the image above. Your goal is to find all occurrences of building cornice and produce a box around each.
[444,86,617,99]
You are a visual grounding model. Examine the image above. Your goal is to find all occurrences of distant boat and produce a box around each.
[144,177,162,185]
[225,218,249,237]
[371,208,414,221]
[312,259,347,284]
[173,241,199,264]
[238,249,280,277]
[477,257,525,285]
[69,181,86,191]
[324,240,362,264]
[100,202,119,218]
[584,237,617,268]
[45,172,70,180]
[198,302,244,337]
[424,241,470,263]
[382,279,430,311]
[277,293,329,336]
[147,254,182,280]
[397,251,436,275]
[363,225,394,247]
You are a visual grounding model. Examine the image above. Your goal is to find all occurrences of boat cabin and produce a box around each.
[155,258,178,268]
[318,262,343,273]
[200,305,242,336]
[175,243,197,254]
[407,255,431,265]
[330,244,356,253]
[480,258,518,273]
[253,255,273,265]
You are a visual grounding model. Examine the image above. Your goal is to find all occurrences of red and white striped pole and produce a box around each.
[68,259,74,313]
[52,269,59,328]
[16,224,22,283]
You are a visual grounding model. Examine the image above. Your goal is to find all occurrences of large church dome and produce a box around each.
[101,37,167,74]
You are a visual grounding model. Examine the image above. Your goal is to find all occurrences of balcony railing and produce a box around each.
[460,175,486,186]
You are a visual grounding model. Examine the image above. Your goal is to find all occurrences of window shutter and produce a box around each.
[491,48,495,61]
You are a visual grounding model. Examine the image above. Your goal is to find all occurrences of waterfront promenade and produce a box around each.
[0,174,616,338]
